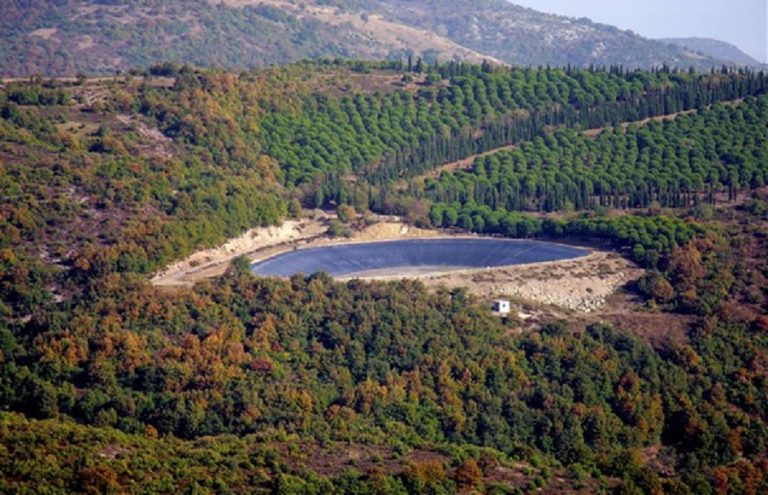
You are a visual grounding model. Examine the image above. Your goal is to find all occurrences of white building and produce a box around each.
[492,299,511,315]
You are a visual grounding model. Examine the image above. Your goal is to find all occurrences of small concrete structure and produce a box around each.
[492,299,511,315]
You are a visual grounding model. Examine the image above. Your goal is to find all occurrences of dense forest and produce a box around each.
[416,96,768,213]
[142,62,768,207]
[1,61,768,493]
[264,66,766,189]
[2,206,768,492]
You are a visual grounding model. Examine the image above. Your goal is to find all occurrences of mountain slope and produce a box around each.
[659,37,761,66]
[2,62,768,494]
[361,0,725,70]
[0,0,740,78]
[1,0,498,77]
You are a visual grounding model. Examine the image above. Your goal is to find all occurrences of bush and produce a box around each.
[454,458,483,489]
[328,219,351,238]
[337,204,356,223]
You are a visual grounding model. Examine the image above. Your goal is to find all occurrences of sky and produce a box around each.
[511,0,768,63]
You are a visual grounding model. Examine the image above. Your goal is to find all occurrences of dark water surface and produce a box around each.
[251,238,589,278]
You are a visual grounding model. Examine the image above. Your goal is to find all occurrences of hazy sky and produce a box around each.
[511,0,768,63]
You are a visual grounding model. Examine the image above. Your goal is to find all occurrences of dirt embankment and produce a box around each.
[152,217,328,287]
[151,216,436,288]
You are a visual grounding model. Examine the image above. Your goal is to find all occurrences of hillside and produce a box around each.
[361,0,726,69]
[659,37,762,66]
[0,0,737,77]
[2,61,768,492]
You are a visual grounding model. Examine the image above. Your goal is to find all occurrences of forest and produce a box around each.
[142,62,767,193]
[1,61,768,493]
[418,97,768,212]
[2,207,768,492]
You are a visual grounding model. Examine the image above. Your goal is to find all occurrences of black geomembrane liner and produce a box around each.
[251,239,589,277]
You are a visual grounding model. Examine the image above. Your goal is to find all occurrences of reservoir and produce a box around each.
[251,238,589,278]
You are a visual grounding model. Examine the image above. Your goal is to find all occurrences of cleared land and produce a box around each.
[410,250,642,313]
